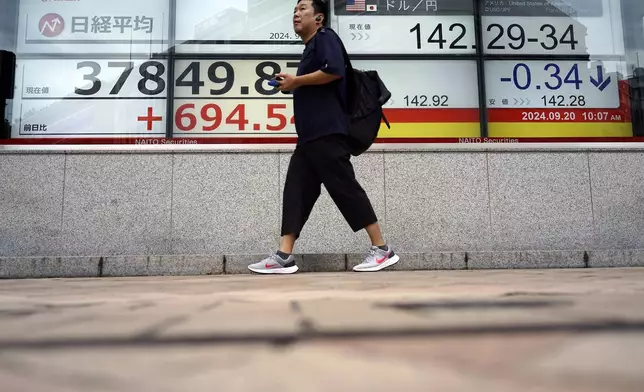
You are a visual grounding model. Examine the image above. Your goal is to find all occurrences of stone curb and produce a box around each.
[1,251,644,279]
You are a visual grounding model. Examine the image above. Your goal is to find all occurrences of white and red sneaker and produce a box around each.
[248,253,299,274]
[353,245,400,272]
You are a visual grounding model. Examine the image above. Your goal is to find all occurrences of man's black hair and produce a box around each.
[297,0,329,26]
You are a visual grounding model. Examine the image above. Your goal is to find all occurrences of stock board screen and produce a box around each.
[6,0,634,142]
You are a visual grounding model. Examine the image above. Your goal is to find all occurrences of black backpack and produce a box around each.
[328,29,392,156]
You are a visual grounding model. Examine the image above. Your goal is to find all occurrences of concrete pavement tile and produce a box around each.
[103,256,152,277]
[0,300,208,341]
[300,254,346,272]
[0,270,643,392]
[468,251,585,269]
[0,345,538,392]
[0,347,260,392]
[2,338,635,392]
[160,300,301,337]
[1,270,644,341]
[304,335,644,392]
[529,333,644,392]
[588,250,644,268]
[0,257,100,279]
[155,255,224,276]
[103,255,223,277]
[295,296,644,335]
[327,334,568,376]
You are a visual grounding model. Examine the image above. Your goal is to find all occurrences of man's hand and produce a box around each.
[274,70,342,92]
[275,73,299,92]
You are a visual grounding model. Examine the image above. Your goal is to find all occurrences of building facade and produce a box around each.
[1,0,644,277]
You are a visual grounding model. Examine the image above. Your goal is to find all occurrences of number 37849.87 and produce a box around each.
[74,60,296,97]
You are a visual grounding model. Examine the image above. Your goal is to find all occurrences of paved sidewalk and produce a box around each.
[1,268,643,391]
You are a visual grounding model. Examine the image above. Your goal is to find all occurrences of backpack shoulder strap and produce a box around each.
[320,27,356,113]
[323,27,354,77]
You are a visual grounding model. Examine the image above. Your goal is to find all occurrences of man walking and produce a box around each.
[248,0,399,274]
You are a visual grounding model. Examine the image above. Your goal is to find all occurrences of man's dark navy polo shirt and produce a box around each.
[293,28,348,146]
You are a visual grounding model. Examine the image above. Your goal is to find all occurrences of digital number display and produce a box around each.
[74,61,167,97]
[482,0,625,55]
[15,59,168,99]
[173,59,480,138]
[9,0,633,143]
[11,59,168,136]
[484,21,583,54]
[486,61,619,109]
[10,58,481,139]
[335,16,475,54]
[173,59,296,135]
[334,1,475,54]
[486,60,632,138]
[175,0,478,55]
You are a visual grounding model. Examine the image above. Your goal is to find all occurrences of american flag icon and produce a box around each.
[346,0,366,11]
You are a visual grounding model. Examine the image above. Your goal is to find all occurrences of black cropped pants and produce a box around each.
[281,134,378,238]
